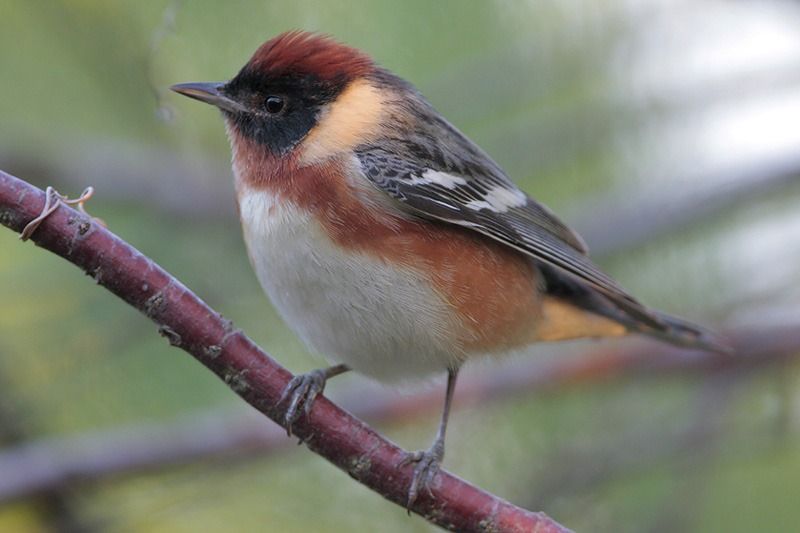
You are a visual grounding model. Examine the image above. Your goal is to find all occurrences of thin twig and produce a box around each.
[569,153,800,255]
[0,170,570,533]
[2,142,797,249]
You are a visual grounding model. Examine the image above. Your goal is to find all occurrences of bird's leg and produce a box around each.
[278,363,350,436]
[402,367,459,508]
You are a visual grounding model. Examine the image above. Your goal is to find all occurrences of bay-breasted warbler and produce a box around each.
[172,31,725,506]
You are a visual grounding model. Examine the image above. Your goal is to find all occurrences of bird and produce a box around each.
[171,30,726,507]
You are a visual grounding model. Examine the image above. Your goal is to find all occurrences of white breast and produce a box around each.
[238,188,463,382]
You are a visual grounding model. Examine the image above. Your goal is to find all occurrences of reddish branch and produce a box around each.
[0,320,795,505]
[0,170,570,532]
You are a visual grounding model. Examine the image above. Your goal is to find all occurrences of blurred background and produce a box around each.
[1,0,800,531]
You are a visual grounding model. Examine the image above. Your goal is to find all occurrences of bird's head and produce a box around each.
[172,31,392,164]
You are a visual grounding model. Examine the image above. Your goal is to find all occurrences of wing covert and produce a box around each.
[355,145,661,327]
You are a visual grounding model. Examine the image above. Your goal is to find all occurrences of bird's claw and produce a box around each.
[278,369,328,436]
[401,444,444,508]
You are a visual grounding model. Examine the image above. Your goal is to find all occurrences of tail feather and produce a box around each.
[538,263,730,354]
[637,310,731,354]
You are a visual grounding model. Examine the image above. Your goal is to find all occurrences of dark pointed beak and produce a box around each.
[170,81,247,113]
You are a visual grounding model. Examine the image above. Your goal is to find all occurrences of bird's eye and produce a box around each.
[265,96,285,114]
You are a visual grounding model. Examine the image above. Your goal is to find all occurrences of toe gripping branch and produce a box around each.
[278,364,350,438]
[20,186,102,241]
[401,440,445,509]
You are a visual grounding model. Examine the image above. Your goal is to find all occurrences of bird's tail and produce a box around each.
[537,263,730,353]
[637,310,731,354]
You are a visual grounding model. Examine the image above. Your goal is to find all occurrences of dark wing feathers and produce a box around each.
[356,144,665,329]
[360,141,588,253]
[352,83,726,350]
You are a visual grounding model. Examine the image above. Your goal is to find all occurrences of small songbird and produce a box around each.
[172,31,724,505]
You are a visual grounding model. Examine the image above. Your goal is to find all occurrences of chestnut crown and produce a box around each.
[172,31,375,154]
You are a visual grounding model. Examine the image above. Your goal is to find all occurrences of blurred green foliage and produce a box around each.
[2,1,800,532]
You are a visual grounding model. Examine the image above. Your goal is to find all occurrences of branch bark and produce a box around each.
[0,170,570,532]
[0,319,796,505]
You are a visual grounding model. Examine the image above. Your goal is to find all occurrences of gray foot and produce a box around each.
[401,442,444,507]
[278,369,328,436]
